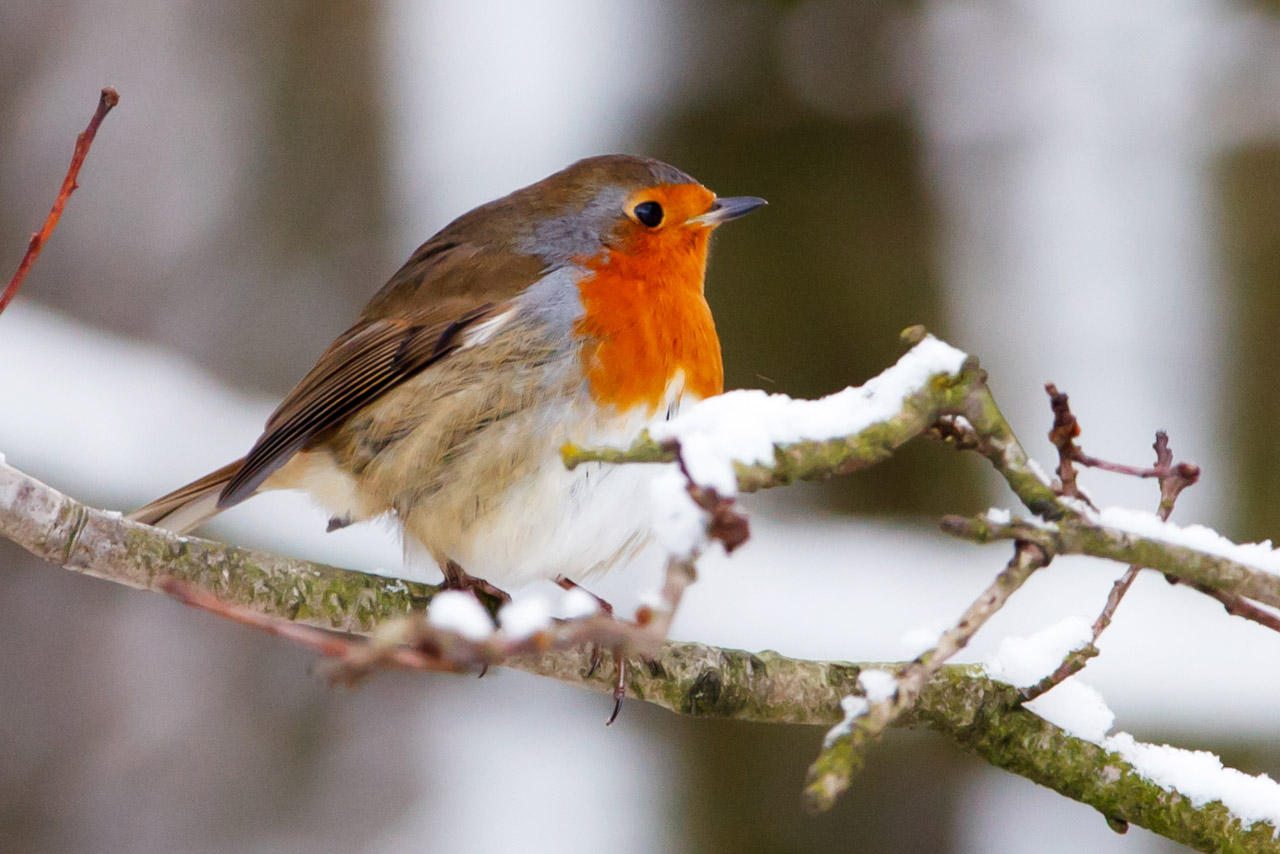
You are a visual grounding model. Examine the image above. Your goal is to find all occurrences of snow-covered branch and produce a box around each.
[803,540,1051,813]
[944,514,1280,611]
[3,459,1278,851]
[6,327,1280,852]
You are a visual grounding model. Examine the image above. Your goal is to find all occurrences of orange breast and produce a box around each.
[574,226,724,414]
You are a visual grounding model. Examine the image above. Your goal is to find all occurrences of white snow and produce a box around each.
[1025,680,1115,743]
[426,591,494,641]
[984,616,1095,688]
[1101,733,1280,830]
[649,336,968,494]
[986,621,1280,830]
[823,694,870,748]
[559,587,601,620]
[498,597,553,640]
[857,668,898,703]
[648,466,708,558]
[1098,506,1280,574]
[985,507,1013,525]
[900,619,949,657]
[1026,458,1054,487]
[984,507,1059,532]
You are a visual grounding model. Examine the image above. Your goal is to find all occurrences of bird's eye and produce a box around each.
[633,201,664,228]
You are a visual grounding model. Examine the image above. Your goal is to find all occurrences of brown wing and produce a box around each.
[218,240,546,508]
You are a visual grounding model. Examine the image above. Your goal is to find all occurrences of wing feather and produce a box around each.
[218,304,496,506]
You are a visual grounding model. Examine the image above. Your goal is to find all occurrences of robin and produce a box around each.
[131,155,765,605]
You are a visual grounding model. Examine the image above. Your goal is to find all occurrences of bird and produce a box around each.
[130,154,765,603]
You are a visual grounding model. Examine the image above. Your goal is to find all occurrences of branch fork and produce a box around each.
[3,94,1279,849]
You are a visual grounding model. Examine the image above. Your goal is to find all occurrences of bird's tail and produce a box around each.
[128,458,246,534]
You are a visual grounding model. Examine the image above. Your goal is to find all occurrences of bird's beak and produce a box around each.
[690,196,768,227]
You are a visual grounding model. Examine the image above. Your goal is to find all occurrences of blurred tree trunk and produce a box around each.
[1220,145,1280,543]
[208,0,392,390]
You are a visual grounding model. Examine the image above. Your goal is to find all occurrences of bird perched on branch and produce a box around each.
[131,155,764,601]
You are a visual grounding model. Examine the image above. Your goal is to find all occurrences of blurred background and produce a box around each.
[3,1,1280,851]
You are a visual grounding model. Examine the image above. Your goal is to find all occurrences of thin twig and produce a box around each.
[1023,418,1212,699]
[162,576,659,686]
[162,578,448,677]
[803,540,1052,813]
[1,87,119,317]
[1191,584,1280,634]
[1045,383,1091,506]
[675,447,751,554]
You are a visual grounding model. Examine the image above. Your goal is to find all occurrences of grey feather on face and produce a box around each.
[527,185,628,263]
[521,155,700,264]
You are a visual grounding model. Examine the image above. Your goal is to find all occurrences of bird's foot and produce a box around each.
[442,560,511,611]
[554,575,616,617]
[554,575,617,677]
[607,649,628,725]
[551,577,630,723]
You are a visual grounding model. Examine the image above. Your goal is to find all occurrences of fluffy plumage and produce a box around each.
[130,155,762,586]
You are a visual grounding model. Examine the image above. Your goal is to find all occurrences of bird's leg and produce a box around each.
[608,648,627,726]
[442,559,511,608]
[554,575,615,616]
[555,575,615,676]
[554,576,628,722]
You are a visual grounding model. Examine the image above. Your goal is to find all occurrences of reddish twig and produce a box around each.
[1045,383,1090,505]
[161,572,675,693]
[675,452,751,553]
[1024,426,1208,700]
[1072,431,1200,511]
[1021,567,1133,701]
[1,87,120,318]
[161,579,451,679]
[1044,386,1201,508]
[1193,587,1280,632]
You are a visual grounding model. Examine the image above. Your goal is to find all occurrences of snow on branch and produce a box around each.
[565,327,980,493]
[945,514,1280,611]
[5,326,1280,852]
[3,459,1278,851]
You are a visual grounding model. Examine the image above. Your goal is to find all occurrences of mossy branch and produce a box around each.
[0,459,436,633]
[802,540,1050,813]
[6,325,1280,851]
[943,514,1280,611]
[565,350,982,495]
[2,460,1277,851]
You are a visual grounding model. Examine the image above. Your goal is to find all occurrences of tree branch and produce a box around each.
[2,460,1277,850]
[803,540,1051,812]
[0,457,435,633]
[942,514,1280,611]
[1,87,119,317]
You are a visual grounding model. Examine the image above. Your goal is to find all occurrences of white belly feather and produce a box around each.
[289,373,697,588]
[419,377,692,587]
